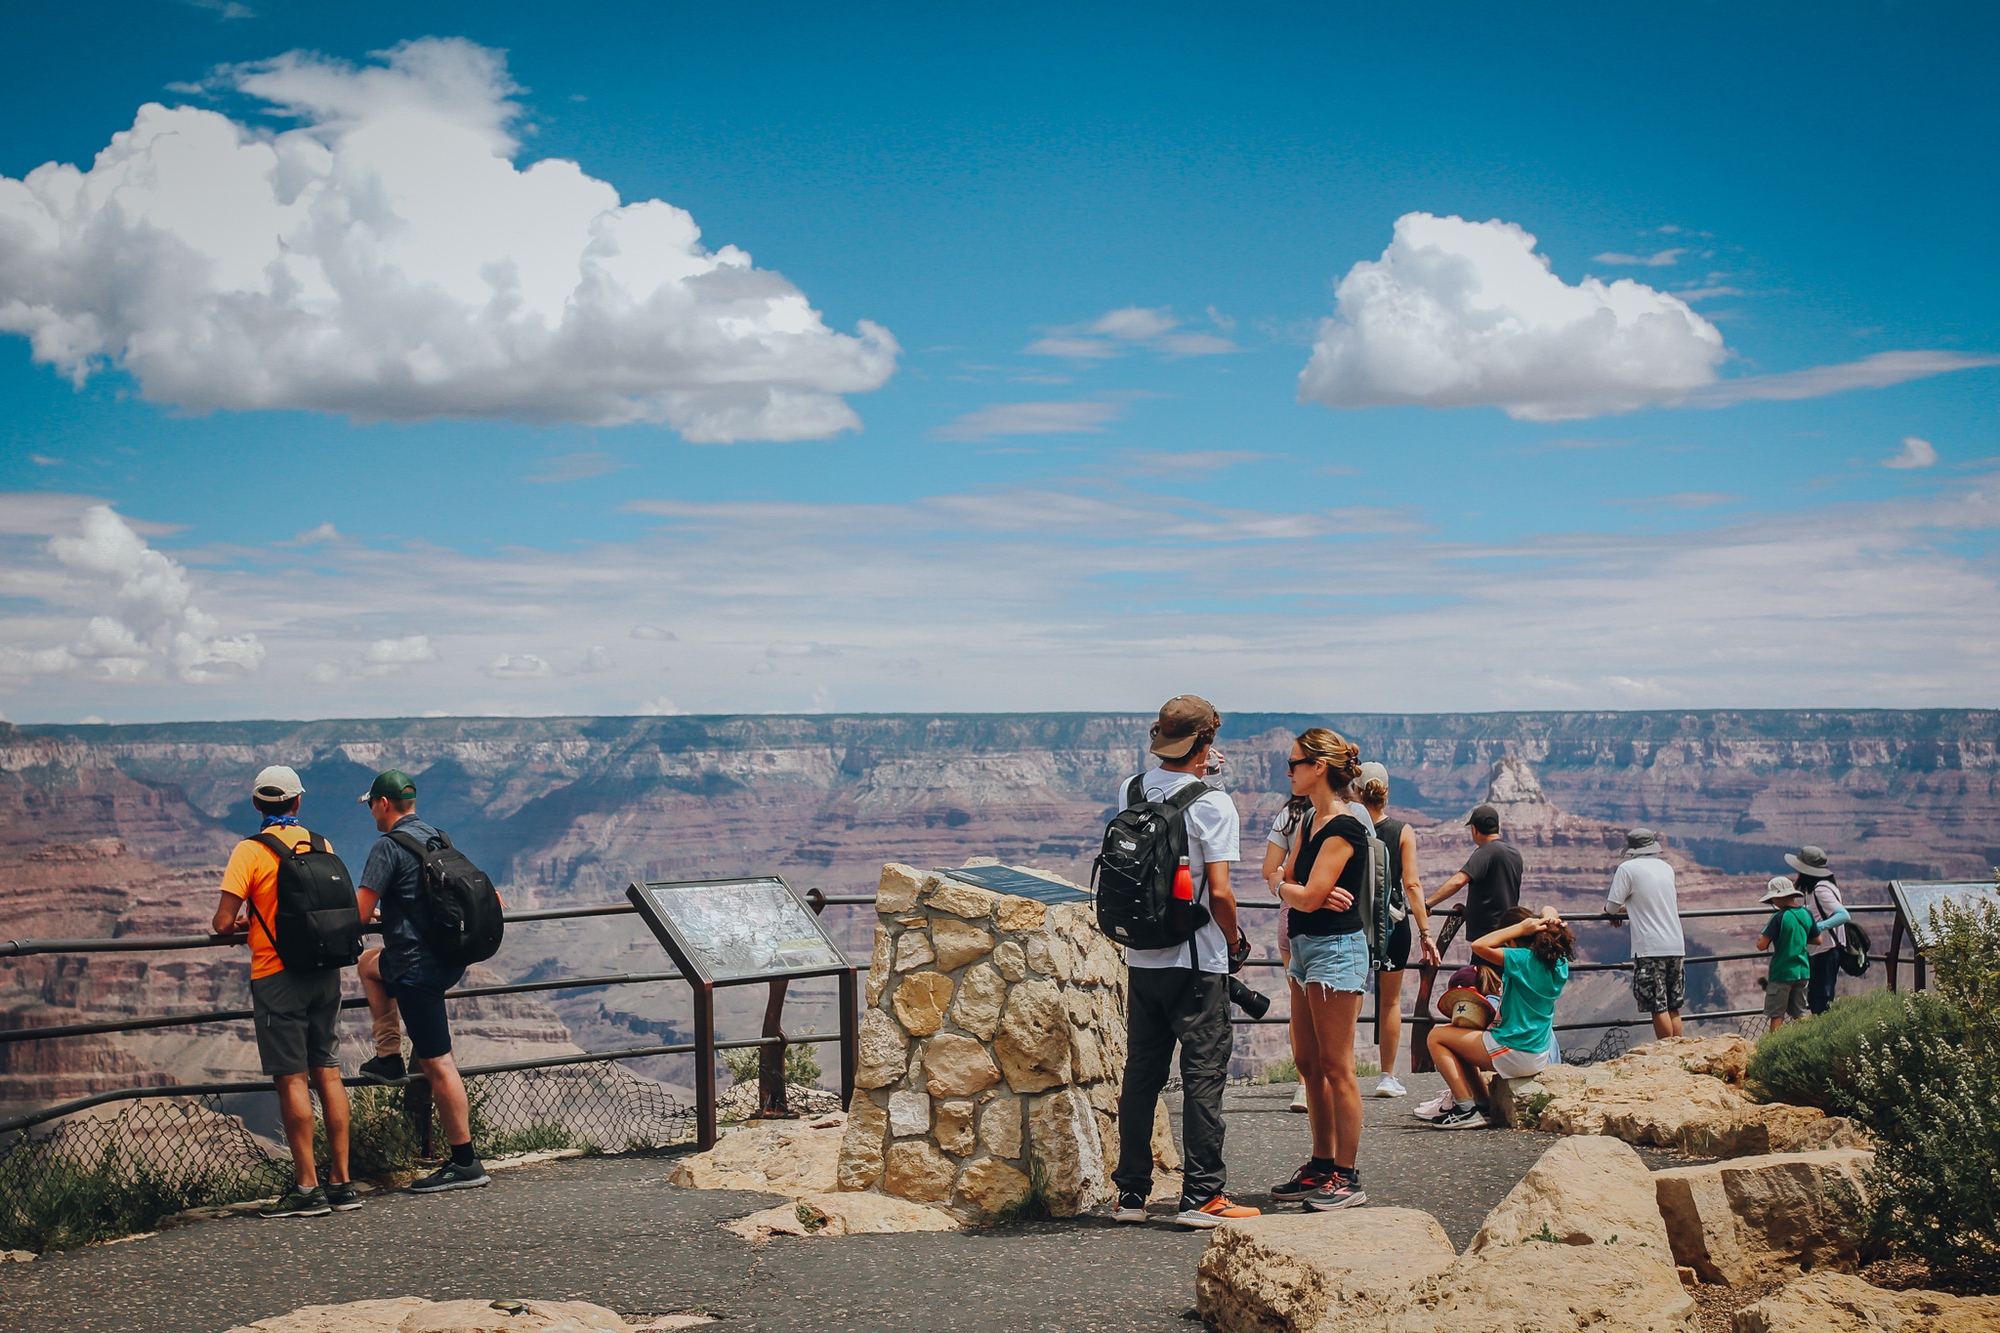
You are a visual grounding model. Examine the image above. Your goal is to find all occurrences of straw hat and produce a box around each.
[1439,986,1497,1030]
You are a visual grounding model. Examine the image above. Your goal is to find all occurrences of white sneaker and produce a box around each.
[1288,1085,1309,1113]
[1412,1090,1454,1121]
[1373,1075,1408,1098]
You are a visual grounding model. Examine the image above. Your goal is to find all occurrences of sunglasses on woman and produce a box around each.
[1286,756,1324,771]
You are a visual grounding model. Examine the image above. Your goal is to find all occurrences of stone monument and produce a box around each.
[836,860,1156,1220]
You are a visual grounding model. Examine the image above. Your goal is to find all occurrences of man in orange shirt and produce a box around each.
[213,765,357,1219]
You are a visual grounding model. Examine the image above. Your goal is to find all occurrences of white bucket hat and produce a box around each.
[1759,875,1800,903]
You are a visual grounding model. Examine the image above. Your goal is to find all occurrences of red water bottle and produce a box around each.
[1173,856,1194,901]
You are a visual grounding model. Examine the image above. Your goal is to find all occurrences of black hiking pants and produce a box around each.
[1113,966,1232,1205]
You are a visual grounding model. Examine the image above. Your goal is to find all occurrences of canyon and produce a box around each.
[2,709,1993,1109]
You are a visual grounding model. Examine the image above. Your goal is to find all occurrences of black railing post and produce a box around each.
[693,982,718,1151]
[756,979,791,1118]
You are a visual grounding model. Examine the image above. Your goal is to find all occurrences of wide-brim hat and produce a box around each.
[1784,846,1834,878]
[1439,986,1497,1029]
[1623,827,1661,857]
[1760,875,1801,903]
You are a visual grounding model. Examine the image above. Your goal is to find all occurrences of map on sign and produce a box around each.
[632,877,848,982]
[1891,880,2000,951]
[932,864,1093,904]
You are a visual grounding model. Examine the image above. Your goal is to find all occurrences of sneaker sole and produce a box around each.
[1286,1103,1310,1113]
[1430,1118,1490,1131]
[1174,1211,1238,1229]
[1305,1190,1369,1211]
[409,1175,490,1194]
[1268,1184,1326,1203]
[260,1206,331,1218]
[328,1201,363,1212]
[1112,1208,1148,1223]
[1372,1087,1407,1097]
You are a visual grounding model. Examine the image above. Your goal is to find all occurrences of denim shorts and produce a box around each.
[1286,930,1369,993]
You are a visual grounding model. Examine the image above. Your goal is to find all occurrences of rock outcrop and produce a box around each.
[223,1297,710,1332]
[1730,1273,2000,1333]
[838,861,1132,1221]
[665,1112,845,1194]
[1653,1149,1873,1285]
[720,1191,961,1242]
[1510,1036,1863,1157]
[1197,1137,1698,1333]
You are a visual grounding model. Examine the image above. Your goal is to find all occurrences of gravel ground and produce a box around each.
[0,1075,1686,1333]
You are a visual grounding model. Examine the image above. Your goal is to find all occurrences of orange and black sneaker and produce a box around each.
[1175,1194,1261,1229]
[1269,1162,1334,1202]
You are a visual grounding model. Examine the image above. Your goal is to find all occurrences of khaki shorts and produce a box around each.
[1763,978,1809,1021]
[251,967,342,1076]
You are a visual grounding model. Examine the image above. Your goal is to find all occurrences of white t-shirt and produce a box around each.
[1607,855,1683,958]
[1121,768,1241,973]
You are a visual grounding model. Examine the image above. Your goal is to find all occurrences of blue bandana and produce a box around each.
[259,814,301,830]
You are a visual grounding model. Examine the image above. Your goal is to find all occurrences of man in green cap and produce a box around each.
[356,768,490,1193]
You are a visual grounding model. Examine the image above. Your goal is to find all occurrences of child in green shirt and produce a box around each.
[1756,875,1823,1029]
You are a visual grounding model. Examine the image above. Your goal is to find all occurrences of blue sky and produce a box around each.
[0,1,1995,721]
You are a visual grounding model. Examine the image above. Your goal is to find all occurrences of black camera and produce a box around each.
[1227,975,1271,1020]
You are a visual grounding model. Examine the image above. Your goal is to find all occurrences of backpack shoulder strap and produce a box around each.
[386,828,433,858]
[1124,775,1146,808]
[250,831,297,860]
[1163,780,1213,814]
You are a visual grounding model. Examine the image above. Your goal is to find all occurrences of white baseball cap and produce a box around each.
[252,765,304,801]
[1356,761,1389,789]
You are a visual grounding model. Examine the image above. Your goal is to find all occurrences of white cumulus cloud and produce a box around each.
[0,38,896,441]
[0,505,263,683]
[1883,436,1939,470]
[1299,212,1726,421]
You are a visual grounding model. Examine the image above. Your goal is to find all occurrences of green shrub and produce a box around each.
[1847,900,2000,1284]
[0,1141,282,1253]
[1746,988,1905,1111]
[722,1041,824,1088]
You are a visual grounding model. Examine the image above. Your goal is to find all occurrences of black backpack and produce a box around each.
[387,827,505,968]
[1839,918,1872,977]
[1092,776,1214,950]
[245,831,363,973]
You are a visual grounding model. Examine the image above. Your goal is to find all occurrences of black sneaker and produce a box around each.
[358,1054,407,1085]
[1269,1164,1335,1203]
[1111,1191,1148,1223]
[260,1186,331,1218]
[1431,1105,1490,1130]
[409,1159,490,1193]
[1303,1170,1368,1211]
[324,1181,363,1211]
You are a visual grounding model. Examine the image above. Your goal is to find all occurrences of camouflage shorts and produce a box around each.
[1631,955,1685,1015]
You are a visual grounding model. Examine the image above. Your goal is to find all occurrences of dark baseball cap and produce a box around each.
[1466,803,1500,834]
[359,769,418,804]
[1149,694,1221,760]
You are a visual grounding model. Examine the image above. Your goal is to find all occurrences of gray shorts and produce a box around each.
[1763,977,1809,1021]
[251,967,342,1076]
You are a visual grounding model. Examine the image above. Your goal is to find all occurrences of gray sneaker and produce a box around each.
[1303,1172,1368,1211]
[324,1181,363,1211]
[409,1159,490,1194]
[260,1186,331,1218]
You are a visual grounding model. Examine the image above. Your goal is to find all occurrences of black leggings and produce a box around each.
[1806,948,1841,1015]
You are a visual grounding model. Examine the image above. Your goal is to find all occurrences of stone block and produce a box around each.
[925,879,999,920]
[668,1115,843,1194]
[996,978,1073,1092]
[955,1157,1033,1217]
[1028,1085,1110,1216]
[865,925,891,1007]
[893,930,935,972]
[836,1093,887,1191]
[1390,1239,1696,1333]
[855,1009,909,1090]
[890,969,953,1036]
[1024,933,1054,975]
[1729,1272,2000,1333]
[1195,1209,1456,1333]
[923,1031,1001,1097]
[888,1089,931,1138]
[1653,1149,1872,1286]
[932,918,995,972]
[877,862,926,914]
[978,1094,1023,1159]
[881,1140,957,1203]
[935,1099,975,1155]
[951,962,1006,1040]
[723,1190,959,1241]
[995,896,1047,932]
[993,940,1028,981]
[1469,1135,1671,1255]
[1070,1024,1107,1083]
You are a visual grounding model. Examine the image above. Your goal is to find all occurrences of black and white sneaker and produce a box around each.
[409,1159,490,1193]
[1430,1105,1490,1130]
[1303,1171,1368,1211]
[323,1181,363,1212]
[260,1186,330,1218]
[1112,1191,1148,1223]
[1269,1164,1335,1203]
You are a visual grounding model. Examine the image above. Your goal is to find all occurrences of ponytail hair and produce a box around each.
[1496,905,1577,966]
[1295,728,1361,794]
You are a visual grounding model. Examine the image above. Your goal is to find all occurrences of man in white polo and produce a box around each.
[1606,828,1684,1038]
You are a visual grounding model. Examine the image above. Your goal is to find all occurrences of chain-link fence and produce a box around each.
[0,1061,691,1253]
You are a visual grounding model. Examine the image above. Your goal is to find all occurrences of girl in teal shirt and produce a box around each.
[1424,906,1575,1129]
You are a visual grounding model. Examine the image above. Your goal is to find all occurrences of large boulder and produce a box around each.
[1388,1242,1698,1333]
[225,1299,679,1333]
[1652,1149,1873,1286]
[666,1114,843,1194]
[1731,1273,2000,1333]
[1195,1210,1456,1333]
[721,1191,960,1242]
[1469,1135,1671,1255]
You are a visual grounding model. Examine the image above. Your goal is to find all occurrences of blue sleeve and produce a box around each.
[360,837,398,893]
[1761,911,1780,938]
[1820,906,1852,930]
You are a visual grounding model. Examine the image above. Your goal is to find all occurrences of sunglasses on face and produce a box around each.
[1286,756,1322,771]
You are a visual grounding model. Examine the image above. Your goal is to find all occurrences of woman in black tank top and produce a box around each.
[1269,727,1372,1210]
[1355,762,1440,1099]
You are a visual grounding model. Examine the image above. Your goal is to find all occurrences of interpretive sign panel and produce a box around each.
[933,864,1093,904]
[1890,880,2000,951]
[626,876,849,983]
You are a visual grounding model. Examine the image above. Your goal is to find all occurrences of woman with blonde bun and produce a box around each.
[1268,728,1373,1211]
[1353,762,1441,1097]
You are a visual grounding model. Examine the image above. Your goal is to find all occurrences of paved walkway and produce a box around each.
[1,1077,1677,1333]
